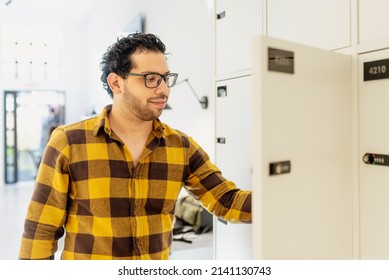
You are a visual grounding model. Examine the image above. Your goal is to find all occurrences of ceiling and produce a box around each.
[0,0,97,25]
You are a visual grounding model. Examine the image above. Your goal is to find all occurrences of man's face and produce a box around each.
[121,51,171,121]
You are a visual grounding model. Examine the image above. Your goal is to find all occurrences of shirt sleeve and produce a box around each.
[184,137,252,223]
[19,127,70,259]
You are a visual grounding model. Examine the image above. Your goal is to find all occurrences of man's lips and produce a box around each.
[149,98,167,109]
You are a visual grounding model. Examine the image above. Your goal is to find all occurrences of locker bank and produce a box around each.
[0,0,388,260]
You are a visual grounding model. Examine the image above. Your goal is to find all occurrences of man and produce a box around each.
[19,33,251,260]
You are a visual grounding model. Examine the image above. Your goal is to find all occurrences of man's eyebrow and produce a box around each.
[139,71,171,75]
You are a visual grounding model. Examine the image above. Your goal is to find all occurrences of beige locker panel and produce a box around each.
[215,0,262,77]
[267,0,350,50]
[359,50,389,259]
[359,0,389,44]
[252,36,352,259]
[215,76,252,259]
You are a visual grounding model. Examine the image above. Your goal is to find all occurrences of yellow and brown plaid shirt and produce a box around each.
[19,105,251,260]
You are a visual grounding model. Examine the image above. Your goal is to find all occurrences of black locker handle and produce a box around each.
[217,85,227,97]
[216,11,226,20]
[216,137,226,144]
[363,153,389,166]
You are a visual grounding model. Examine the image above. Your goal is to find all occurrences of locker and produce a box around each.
[267,0,350,50]
[359,49,389,259]
[215,0,262,77]
[252,36,353,259]
[359,0,389,44]
[215,76,253,259]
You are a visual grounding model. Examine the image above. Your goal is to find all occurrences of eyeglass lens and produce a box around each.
[145,74,177,88]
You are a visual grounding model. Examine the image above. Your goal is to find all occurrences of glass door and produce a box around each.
[4,91,17,184]
[4,90,65,184]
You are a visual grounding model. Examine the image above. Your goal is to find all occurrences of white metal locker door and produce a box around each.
[359,50,389,259]
[215,76,253,259]
[215,0,262,77]
[267,0,350,50]
[252,36,353,259]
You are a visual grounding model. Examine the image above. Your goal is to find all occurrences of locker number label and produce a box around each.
[364,59,389,81]
[268,48,294,74]
[269,161,291,176]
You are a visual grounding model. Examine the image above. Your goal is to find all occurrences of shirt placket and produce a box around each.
[121,145,141,258]
[129,147,156,259]
[132,135,161,259]
[132,163,143,258]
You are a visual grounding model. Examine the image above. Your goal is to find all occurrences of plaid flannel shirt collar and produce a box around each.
[92,104,165,139]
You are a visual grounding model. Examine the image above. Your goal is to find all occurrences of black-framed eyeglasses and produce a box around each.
[127,72,178,88]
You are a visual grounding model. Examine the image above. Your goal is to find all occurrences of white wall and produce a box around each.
[60,20,89,124]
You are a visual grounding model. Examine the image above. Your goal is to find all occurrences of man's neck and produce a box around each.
[108,105,153,138]
[108,105,153,165]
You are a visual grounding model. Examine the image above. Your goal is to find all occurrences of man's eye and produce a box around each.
[146,75,158,82]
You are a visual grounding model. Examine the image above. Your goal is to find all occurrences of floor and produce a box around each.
[0,182,213,260]
[0,182,34,260]
[170,229,213,260]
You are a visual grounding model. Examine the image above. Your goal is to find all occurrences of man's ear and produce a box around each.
[107,73,123,95]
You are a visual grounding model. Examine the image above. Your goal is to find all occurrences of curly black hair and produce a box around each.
[100,33,166,98]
